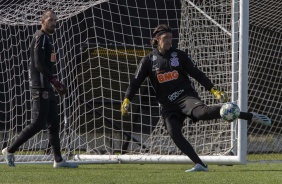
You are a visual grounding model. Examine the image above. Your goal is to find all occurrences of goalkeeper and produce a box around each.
[2,10,77,168]
[121,24,271,172]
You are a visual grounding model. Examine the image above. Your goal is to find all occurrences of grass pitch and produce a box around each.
[1,162,282,184]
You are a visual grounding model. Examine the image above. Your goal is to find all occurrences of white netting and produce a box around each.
[247,1,282,155]
[0,0,108,25]
[178,0,282,158]
[0,0,281,163]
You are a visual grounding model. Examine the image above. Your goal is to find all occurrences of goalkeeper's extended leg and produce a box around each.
[238,112,271,126]
[190,104,271,126]
[164,115,208,172]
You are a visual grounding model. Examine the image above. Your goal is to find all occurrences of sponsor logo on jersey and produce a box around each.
[157,70,179,83]
[168,89,184,102]
[51,53,56,62]
[32,90,40,99]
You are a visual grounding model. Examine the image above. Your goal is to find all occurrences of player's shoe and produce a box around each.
[185,163,208,172]
[251,112,271,126]
[53,159,78,168]
[2,147,15,167]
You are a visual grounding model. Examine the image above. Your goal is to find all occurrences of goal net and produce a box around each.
[0,0,281,164]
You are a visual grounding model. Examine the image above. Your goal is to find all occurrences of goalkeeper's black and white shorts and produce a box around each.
[161,95,221,123]
[161,96,204,122]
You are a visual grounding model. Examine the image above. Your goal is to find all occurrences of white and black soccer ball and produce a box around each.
[220,102,240,122]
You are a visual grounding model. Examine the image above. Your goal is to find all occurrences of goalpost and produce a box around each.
[0,0,281,165]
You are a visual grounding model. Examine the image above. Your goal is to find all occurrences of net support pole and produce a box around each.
[237,0,249,164]
[74,155,248,165]
[231,0,239,155]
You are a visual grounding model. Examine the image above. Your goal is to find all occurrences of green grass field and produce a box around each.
[1,162,282,184]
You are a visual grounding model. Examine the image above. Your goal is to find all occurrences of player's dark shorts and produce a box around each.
[30,88,58,128]
[161,95,204,122]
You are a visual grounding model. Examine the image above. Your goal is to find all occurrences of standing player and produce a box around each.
[2,10,78,168]
[120,24,271,172]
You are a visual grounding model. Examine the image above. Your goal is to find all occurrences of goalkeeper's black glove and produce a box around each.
[210,87,228,103]
[49,76,67,97]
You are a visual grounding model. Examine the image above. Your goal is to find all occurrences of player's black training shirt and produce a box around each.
[125,47,214,105]
[29,30,55,89]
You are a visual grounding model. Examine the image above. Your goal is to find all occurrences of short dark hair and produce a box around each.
[42,9,55,20]
[150,24,172,46]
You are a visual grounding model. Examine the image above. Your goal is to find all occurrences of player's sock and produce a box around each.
[238,112,253,121]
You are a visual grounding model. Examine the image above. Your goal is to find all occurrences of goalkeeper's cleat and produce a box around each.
[2,147,15,167]
[185,163,208,172]
[53,159,78,168]
[251,112,271,126]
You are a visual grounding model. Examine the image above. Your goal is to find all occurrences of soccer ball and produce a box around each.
[220,102,240,122]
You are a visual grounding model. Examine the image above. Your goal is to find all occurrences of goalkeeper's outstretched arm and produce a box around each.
[121,58,150,116]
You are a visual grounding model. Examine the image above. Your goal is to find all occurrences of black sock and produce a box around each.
[239,112,253,121]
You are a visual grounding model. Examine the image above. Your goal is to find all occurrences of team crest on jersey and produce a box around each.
[42,91,48,99]
[170,57,179,67]
[171,52,178,57]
